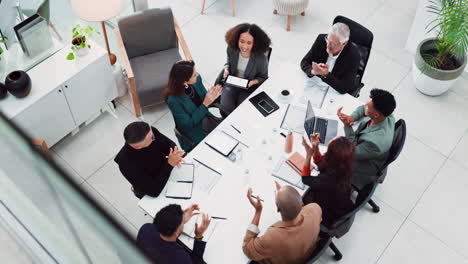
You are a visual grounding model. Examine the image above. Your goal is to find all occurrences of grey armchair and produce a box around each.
[115,7,192,117]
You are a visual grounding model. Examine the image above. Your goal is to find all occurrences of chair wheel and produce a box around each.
[334,254,343,261]
[372,206,380,213]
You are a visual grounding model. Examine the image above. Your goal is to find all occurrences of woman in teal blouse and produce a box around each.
[164,60,222,152]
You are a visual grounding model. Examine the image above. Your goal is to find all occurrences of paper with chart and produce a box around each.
[300,76,329,108]
[280,104,307,134]
[193,159,222,194]
[271,158,306,190]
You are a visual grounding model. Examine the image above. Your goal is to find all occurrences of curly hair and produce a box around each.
[320,137,355,188]
[163,60,195,101]
[225,23,271,53]
[370,88,396,117]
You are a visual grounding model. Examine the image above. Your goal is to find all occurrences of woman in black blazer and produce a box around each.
[217,23,271,115]
[301,133,355,227]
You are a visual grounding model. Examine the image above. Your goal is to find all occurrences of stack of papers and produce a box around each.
[165,164,194,199]
[271,158,306,190]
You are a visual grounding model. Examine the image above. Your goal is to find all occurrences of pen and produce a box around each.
[231,124,241,134]
[177,181,193,183]
[280,132,287,138]
[193,158,221,175]
[251,195,264,202]
[211,216,228,220]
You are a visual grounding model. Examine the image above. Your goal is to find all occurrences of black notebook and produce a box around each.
[249,91,280,117]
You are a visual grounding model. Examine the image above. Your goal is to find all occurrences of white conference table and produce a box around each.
[138,61,363,264]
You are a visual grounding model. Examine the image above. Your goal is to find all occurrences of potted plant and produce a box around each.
[66,24,100,60]
[412,0,467,96]
[0,36,7,63]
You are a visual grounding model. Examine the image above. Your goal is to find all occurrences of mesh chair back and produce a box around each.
[384,119,406,168]
[325,181,378,238]
[333,16,373,91]
[307,236,333,262]
[118,7,177,59]
[265,47,273,61]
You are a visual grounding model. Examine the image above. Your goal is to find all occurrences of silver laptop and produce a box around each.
[303,100,338,145]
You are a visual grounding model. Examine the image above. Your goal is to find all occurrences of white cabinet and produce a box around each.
[0,40,118,147]
[62,55,116,125]
[12,88,76,146]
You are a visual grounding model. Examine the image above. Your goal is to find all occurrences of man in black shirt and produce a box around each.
[115,121,185,198]
[137,204,211,264]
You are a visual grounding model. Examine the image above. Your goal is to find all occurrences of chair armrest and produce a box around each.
[114,28,134,80]
[174,17,192,60]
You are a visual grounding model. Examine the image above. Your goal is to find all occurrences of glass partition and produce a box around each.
[0,111,150,263]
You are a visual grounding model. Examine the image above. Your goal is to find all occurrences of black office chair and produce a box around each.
[174,127,196,152]
[310,180,379,262]
[353,119,407,213]
[332,16,373,98]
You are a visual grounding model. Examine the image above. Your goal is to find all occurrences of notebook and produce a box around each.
[204,130,239,157]
[286,152,313,175]
[165,163,195,199]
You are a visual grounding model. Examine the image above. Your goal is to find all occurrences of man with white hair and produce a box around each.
[300,22,360,94]
[242,182,322,264]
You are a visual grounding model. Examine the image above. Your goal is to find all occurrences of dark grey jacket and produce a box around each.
[224,47,269,86]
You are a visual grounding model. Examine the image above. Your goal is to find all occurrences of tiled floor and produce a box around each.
[47,0,468,263]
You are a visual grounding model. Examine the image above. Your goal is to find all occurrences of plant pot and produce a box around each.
[5,70,31,98]
[74,46,90,57]
[0,82,7,99]
[413,38,467,96]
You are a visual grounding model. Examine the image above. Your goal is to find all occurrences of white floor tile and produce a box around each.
[374,134,446,216]
[307,0,381,27]
[319,197,405,264]
[80,182,138,238]
[377,220,468,264]
[86,159,154,229]
[410,159,468,259]
[51,150,85,185]
[392,74,468,157]
[53,106,139,179]
[365,3,415,68]
[451,76,468,102]
[450,129,468,170]
[358,51,410,103]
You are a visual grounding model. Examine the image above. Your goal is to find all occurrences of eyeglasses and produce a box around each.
[324,35,342,48]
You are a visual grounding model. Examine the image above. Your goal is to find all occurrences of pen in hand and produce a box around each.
[251,195,264,202]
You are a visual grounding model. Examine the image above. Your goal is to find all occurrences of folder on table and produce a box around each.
[286,152,313,175]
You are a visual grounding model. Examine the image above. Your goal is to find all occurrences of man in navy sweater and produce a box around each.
[137,204,211,264]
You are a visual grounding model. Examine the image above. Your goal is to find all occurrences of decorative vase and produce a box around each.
[413,38,467,96]
[5,70,31,98]
[0,82,7,99]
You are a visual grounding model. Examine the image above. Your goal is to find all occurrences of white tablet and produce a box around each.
[226,75,249,89]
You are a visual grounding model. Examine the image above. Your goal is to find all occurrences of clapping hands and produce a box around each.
[203,85,223,107]
[167,146,185,167]
[337,107,355,127]
[311,62,330,76]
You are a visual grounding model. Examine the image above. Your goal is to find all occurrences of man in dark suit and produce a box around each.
[300,22,360,94]
[114,121,184,198]
[137,204,211,264]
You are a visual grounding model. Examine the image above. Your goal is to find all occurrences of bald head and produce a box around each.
[276,186,303,221]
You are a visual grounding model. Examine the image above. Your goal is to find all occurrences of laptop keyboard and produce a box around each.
[314,118,328,143]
